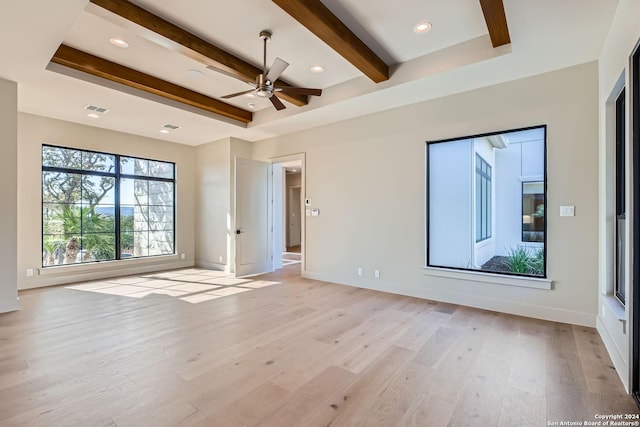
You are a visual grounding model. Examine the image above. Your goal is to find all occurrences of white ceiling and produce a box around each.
[0,0,619,146]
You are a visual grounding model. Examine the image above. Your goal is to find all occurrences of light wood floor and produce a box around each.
[0,265,638,427]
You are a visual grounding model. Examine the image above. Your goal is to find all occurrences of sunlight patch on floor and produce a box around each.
[282,251,301,266]
[65,268,281,304]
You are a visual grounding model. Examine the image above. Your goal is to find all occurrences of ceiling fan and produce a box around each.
[207,30,322,111]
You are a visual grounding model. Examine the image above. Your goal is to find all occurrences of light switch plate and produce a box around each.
[560,206,575,217]
[311,208,320,217]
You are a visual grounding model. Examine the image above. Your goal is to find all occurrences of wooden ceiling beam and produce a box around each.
[51,44,252,124]
[87,0,308,107]
[478,0,511,47]
[271,0,389,83]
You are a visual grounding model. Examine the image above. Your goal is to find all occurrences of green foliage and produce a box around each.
[504,247,531,274]
[531,204,545,218]
[503,246,545,276]
[44,205,115,263]
[529,248,545,276]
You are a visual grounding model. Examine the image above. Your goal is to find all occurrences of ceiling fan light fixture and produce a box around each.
[256,88,272,98]
[413,21,432,34]
[186,69,204,79]
[109,37,129,48]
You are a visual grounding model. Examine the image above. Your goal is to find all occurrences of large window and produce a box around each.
[475,154,492,242]
[427,126,547,278]
[42,145,175,267]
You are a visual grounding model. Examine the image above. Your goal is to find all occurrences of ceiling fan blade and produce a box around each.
[206,65,255,85]
[221,89,256,99]
[266,58,289,83]
[277,87,322,97]
[269,94,286,111]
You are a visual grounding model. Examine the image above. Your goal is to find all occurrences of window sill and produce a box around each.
[602,294,626,321]
[423,266,552,290]
[39,254,180,277]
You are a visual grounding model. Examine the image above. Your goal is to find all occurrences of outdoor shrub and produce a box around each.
[529,248,545,276]
[504,247,531,274]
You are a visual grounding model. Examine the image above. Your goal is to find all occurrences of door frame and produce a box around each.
[270,153,306,272]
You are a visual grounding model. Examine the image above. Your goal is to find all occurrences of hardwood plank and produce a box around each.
[259,365,356,427]
[321,345,415,427]
[0,265,636,426]
[51,45,252,124]
[271,0,389,82]
[447,355,509,427]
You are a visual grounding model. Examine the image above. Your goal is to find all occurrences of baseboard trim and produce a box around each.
[597,316,630,392]
[195,260,228,273]
[19,260,194,290]
[302,271,596,327]
[0,299,19,313]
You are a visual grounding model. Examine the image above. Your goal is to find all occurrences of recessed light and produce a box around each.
[292,169,297,172]
[86,113,100,119]
[160,129,170,134]
[186,69,204,79]
[310,65,324,73]
[245,93,256,98]
[413,21,432,34]
[109,37,129,48]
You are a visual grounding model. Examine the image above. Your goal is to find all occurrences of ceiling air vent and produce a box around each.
[84,105,110,114]
[162,124,180,130]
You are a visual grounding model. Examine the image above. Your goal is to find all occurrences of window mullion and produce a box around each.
[115,155,121,260]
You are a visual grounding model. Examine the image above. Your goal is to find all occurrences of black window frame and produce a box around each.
[615,88,626,304]
[41,144,176,267]
[425,124,548,279]
[475,154,492,243]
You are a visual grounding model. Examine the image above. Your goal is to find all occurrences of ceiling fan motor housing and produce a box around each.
[255,73,274,98]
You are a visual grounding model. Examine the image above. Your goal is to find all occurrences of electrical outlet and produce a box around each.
[25,269,34,277]
[219,255,223,262]
[180,253,185,259]
[357,267,363,277]
[374,270,380,278]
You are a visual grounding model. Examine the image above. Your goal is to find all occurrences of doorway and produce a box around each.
[271,154,305,272]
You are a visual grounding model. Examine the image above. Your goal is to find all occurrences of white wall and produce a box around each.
[194,136,251,273]
[17,113,196,290]
[428,139,473,268]
[473,138,496,267]
[494,130,546,256]
[0,78,18,313]
[195,137,230,270]
[253,62,599,327]
[597,0,640,392]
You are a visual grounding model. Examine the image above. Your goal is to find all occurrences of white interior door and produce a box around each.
[235,158,272,276]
